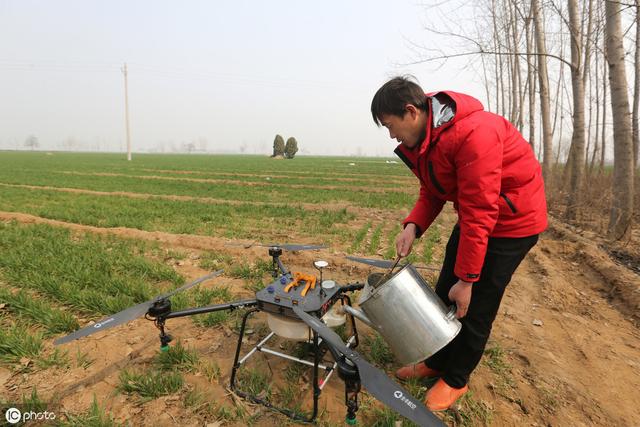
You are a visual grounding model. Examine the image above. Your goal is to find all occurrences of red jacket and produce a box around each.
[395,91,547,282]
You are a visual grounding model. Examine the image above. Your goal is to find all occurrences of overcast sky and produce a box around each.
[0,0,484,156]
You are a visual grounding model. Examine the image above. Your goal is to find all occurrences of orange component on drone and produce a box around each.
[284,272,317,294]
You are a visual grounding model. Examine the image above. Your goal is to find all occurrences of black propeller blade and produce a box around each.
[54,270,224,345]
[266,243,326,251]
[292,306,444,427]
[227,242,325,251]
[346,256,440,272]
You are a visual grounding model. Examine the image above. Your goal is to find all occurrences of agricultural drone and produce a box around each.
[55,244,444,426]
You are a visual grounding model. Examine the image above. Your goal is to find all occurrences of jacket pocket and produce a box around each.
[428,161,446,194]
[500,192,517,214]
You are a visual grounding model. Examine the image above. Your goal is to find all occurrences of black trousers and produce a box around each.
[425,224,539,388]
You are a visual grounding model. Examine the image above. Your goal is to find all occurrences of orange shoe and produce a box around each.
[395,362,442,380]
[425,378,468,411]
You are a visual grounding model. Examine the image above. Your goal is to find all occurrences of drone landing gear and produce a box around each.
[230,300,360,424]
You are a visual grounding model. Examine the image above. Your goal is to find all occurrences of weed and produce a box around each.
[0,287,79,335]
[183,388,216,417]
[155,341,199,372]
[483,342,514,389]
[199,251,232,271]
[441,392,493,426]
[349,221,371,253]
[214,405,237,421]
[198,359,222,382]
[36,347,70,369]
[21,387,47,413]
[363,333,394,367]
[236,367,272,400]
[0,323,43,365]
[367,222,385,255]
[59,395,123,427]
[117,369,183,401]
[75,349,94,369]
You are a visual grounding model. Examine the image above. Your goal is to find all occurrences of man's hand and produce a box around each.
[448,279,473,318]
[396,223,417,257]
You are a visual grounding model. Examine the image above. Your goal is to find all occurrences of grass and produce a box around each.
[154,341,199,372]
[0,322,43,365]
[367,222,385,255]
[384,223,401,259]
[441,392,493,426]
[58,395,124,427]
[363,333,395,367]
[236,367,272,400]
[189,285,237,327]
[117,369,184,401]
[198,250,233,271]
[0,222,182,320]
[483,342,514,386]
[349,221,371,253]
[75,349,94,369]
[0,286,79,335]
[198,359,222,382]
[421,226,441,264]
[0,153,415,210]
[21,387,48,413]
[183,388,217,418]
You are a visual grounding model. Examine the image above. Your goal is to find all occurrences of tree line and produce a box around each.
[413,0,638,240]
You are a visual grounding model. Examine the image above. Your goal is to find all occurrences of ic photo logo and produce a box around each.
[5,407,21,424]
[4,407,56,424]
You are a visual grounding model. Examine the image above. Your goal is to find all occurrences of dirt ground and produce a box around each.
[1,208,639,426]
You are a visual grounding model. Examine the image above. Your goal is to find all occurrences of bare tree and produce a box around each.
[565,0,587,221]
[633,0,640,169]
[532,0,553,183]
[605,0,635,239]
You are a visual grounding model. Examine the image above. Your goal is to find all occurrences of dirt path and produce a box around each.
[1,212,638,426]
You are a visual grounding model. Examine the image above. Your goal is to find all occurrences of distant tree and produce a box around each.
[24,135,39,151]
[284,137,298,159]
[272,134,285,157]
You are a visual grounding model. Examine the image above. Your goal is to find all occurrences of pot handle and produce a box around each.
[445,305,458,321]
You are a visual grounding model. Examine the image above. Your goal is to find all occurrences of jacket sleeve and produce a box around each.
[454,126,502,282]
[403,185,445,237]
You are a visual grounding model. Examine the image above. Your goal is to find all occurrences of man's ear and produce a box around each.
[405,104,419,120]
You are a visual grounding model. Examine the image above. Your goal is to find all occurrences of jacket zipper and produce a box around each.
[427,161,446,194]
[500,192,517,213]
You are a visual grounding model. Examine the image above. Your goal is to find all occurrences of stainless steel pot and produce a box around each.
[343,264,461,365]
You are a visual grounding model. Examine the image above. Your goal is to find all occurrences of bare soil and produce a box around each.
[1,209,639,426]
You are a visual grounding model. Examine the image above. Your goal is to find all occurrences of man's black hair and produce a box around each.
[371,76,428,126]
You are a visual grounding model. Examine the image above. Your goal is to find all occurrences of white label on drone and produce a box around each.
[394,390,417,410]
[93,318,115,329]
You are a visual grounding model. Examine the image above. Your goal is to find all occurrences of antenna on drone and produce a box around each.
[122,62,132,161]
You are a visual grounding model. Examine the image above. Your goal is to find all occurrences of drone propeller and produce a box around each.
[346,256,440,272]
[227,242,326,251]
[292,306,444,427]
[54,270,224,346]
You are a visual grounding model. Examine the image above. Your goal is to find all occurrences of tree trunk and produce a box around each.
[526,11,536,153]
[532,0,553,184]
[601,46,607,173]
[565,0,586,221]
[605,0,635,239]
[633,0,640,170]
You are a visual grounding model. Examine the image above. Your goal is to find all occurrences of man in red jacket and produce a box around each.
[371,76,547,411]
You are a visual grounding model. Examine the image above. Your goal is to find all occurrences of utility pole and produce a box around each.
[122,63,132,161]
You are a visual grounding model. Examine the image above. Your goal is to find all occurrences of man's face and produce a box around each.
[379,106,426,149]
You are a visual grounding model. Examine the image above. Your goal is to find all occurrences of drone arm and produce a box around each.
[163,299,258,319]
[337,283,365,294]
